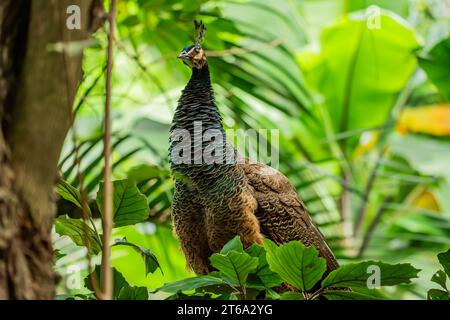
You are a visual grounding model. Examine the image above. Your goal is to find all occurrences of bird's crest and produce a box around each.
[194,19,206,49]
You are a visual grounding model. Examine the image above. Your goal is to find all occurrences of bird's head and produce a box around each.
[178,20,207,69]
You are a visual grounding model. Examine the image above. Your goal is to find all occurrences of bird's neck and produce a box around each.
[170,64,238,176]
[172,63,224,132]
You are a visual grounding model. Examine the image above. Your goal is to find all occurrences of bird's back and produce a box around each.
[239,161,339,272]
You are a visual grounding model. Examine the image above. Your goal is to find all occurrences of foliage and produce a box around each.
[53,0,450,300]
[155,236,421,300]
[55,179,161,299]
[427,248,450,300]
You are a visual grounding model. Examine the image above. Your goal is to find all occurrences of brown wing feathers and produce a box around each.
[241,162,339,272]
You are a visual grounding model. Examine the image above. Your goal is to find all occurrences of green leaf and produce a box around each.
[210,251,259,288]
[437,248,450,278]
[85,266,130,299]
[321,261,420,288]
[156,275,228,293]
[246,244,283,288]
[54,249,66,260]
[127,164,170,182]
[220,236,244,254]
[431,270,448,290]
[113,238,162,276]
[85,266,148,300]
[55,215,102,255]
[280,292,305,300]
[264,239,327,291]
[322,290,381,300]
[97,179,149,228]
[121,15,141,27]
[56,180,83,209]
[117,286,149,300]
[419,38,450,100]
[427,289,449,300]
[298,11,419,134]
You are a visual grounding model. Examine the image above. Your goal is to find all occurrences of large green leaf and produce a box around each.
[321,261,420,288]
[117,286,149,300]
[56,179,83,209]
[298,10,419,134]
[113,238,162,276]
[156,275,229,294]
[85,266,148,300]
[220,236,244,254]
[419,38,450,100]
[263,239,327,291]
[210,251,259,288]
[431,270,448,290]
[280,292,305,300]
[427,289,449,300]
[55,215,101,255]
[437,248,450,278]
[97,179,149,228]
[127,164,171,182]
[246,244,283,289]
[322,290,380,300]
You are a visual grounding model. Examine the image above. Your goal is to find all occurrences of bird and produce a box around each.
[169,20,339,276]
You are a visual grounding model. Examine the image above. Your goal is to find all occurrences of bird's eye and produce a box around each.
[194,48,200,53]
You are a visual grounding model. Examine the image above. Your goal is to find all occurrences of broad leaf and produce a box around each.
[56,179,83,209]
[97,179,149,228]
[156,275,228,293]
[220,236,244,254]
[264,239,326,291]
[117,286,149,300]
[246,244,283,288]
[321,261,420,288]
[210,251,259,287]
[127,164,171,181]
[85,267,130,299]
[55,215,102,255]
[298,10,419,135]
[322,290,380,300]
[113,238,162,275]
[419,37,450,100]
[431,270,447,290]
[280,292,305,300]
[427,289,449,300]
[437,248,450,278]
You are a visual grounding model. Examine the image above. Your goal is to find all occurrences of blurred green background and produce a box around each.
[54,0,450,299]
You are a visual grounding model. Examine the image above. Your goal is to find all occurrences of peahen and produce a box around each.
[169,21,339,276]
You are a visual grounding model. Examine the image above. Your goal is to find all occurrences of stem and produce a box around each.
[353,146,387,237]
[100,0,116,300]
[357,196,393,258]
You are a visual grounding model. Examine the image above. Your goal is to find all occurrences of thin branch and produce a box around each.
[353,146,388,237]
[100,0,116,301]
[114,39,172,111]
[357,196,393,258]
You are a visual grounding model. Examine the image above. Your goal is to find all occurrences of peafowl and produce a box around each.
[169,21,339,276]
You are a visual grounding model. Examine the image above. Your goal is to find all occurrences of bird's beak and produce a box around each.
[177,52,189,59]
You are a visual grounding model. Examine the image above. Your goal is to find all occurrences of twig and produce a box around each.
[353,146,388,237]
[114,39,176,114]
[100,0,116,300]
[357,196,393,258]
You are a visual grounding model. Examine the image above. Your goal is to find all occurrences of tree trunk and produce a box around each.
[0,0,96,299]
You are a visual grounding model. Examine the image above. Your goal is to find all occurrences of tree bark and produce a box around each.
[0,0,94,299]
